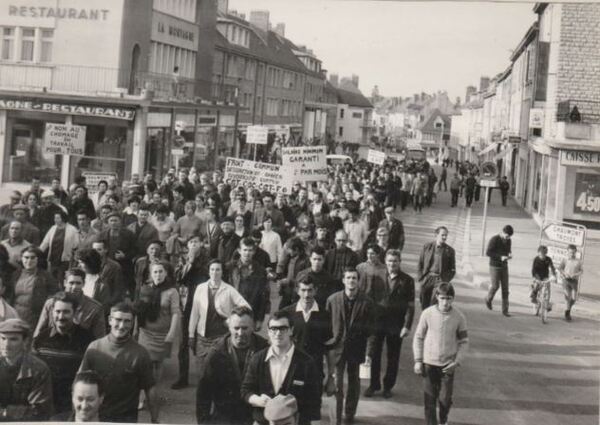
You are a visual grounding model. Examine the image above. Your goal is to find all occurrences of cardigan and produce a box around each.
[39,224,80,263]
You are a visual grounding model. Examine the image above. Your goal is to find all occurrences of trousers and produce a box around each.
[423,364,455,425]
[328,355,360,425]
[486,265,510,312]
[369,332,402,391]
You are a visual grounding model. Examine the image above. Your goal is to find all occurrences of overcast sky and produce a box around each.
[228,0,536,101]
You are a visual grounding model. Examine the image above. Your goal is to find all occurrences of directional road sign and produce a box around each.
[543,223,585,247]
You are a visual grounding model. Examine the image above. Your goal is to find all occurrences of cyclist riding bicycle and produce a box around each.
[530,245,556,307]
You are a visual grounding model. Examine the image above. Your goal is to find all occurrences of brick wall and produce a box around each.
[557,3,600,123]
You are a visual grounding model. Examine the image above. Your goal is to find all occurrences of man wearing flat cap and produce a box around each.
[0,318,54,421]
[0,191,21,227]
[264,394,299,425]
[0,204,41,246]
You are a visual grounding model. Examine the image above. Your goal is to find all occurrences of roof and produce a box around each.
[510,22,538,62]
[336,88,373,108]
[419,109,451,132]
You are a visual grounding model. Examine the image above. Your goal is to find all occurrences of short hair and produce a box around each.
[76,210,90,219]
[110,301,135,316]
[385,249,402,260]
[567,244,577,251]
[147,239,164,248]
[296,275,315,288]
[435,226,448,234]
[97,180,108,188]
[156,204,171,215]
[310,246,326,257]
[75,249,102,275]
[537,245,548,254]
[228,305,255,322]
[250,229,262,240]
[21,246,42,259]
[91,239,107,248]
[99,204,112,212]
[269,310,293,328]
[342,267,358,278]
[138,202,151,212]
[208,259,223,269]
[288,237,305,253]
[72,371,105,396]
[436,282,455,297]
[503,225,514,236]
[366,244,382,255]
[54,209,69,223]
[240,237,256,249]
[205,206,218,216]
[128,196,141,205]
[64,268,86,281]
[262,214,273,224]
[51,291,79,311]
[185,200,197,211]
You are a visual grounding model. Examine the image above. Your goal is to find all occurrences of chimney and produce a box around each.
[274,23,285,37]
[329,73,339,87]
[479,76,490,92]
[351,74,359,88]
[465,86,476,103]
[249,10,270,33]
[217,0,228,14]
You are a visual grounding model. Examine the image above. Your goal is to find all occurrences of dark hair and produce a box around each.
[385,249,402,260]
[135,261,175,328]
[21,246,42,259]
[208,259,223,269]
[366,244,382,255]
[567,244,577,251]
[296,275,315,288]
[502,225,514,236]
[65,268,86,281]
[128,196,141,205]
[76,249,103,275]
[288,237,305,253]
[110,301,135,316]
[240,237,256,249]
[537,245,548,254]
[269,310,293,329]
[310,246,326,257]
[205,206,218,216]
[138,202,151,212]
[156,204,171,215]
[97,180,108,188]
[52,291,80,312]
[262,214,273,224]
[342,267,358,278]
[72,370,105,396]
[229,305,254,322]
[54,209,69,223]
[99,204,112,212]
[250,229,262,240]
[75,209,90,219]
[435,226,448,234]
[436,282,455,297]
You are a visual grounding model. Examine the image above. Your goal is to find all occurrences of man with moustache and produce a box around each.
[32,292,94,414]
[196,306,269,424]
[79,302,159,423]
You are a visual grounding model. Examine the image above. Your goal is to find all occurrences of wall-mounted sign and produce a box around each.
[8,5,110,20]
[529,108,544,129]
[574,173,600,216]
[560,150,600,167]
[246,125,268,145]
[151,11,198,51]
[0,98,135,120]
[44,123,86,155]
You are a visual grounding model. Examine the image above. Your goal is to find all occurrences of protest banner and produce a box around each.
[44,123,86,155]
[367,149,386,165]
[246,125,269,145]
[82,171,117,195]
[224,157,293,194]
[281,145,327,184]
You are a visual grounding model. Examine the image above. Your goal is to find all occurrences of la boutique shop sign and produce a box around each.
[0,99,136,120]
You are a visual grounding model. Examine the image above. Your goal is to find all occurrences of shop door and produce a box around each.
[145,128,167,180]
[9,125,34,182]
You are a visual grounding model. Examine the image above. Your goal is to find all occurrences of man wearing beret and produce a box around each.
[264,394,299,425]
[0,318,54,421]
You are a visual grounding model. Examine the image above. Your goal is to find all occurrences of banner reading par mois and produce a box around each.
[224,158,293,194]
[281,145,327,183]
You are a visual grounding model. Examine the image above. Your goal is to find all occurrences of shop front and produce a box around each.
[0,96,137,191]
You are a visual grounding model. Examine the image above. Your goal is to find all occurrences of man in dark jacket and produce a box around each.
[196,306,268,424]
[126,204,159,259]
[379,206,405,251]
[225,237,270,331]
[325,268,375,425]
[324,230,359,282]
[294,247,342,310]
[365,249,415,399]
[98,213,137,297]
[417,226,456,309]
[213,216,241,264]
[485,225,514,316]
[241,310,321,425]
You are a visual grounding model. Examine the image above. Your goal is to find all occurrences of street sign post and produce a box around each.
[479,161,499,256]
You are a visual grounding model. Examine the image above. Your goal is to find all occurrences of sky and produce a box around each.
[227,0,536,102]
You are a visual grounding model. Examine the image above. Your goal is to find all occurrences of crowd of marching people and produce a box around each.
[0,156,475,425]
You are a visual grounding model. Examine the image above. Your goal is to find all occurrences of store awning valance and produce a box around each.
[478,142,499,156]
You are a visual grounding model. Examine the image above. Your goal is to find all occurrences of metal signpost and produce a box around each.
[480,161,498,255]
[539,219,587,297]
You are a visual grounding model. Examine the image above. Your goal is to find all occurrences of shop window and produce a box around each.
[1,27,14,60]
[40,29,53,62]
[20,28,35,61]
[4,117,62,183]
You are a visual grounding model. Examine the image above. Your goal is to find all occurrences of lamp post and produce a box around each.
[233,79,241,158]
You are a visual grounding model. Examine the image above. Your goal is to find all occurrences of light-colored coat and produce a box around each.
[40,223,79,263]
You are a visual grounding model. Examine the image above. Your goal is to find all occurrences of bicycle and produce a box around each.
[532,278,555,324]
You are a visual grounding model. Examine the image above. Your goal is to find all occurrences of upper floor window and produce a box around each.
[1,27,14,60]
[20,28,35,61]
[0,26,54,64]
[40,29,53,62]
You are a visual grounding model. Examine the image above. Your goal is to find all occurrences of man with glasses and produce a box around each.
[242,310,321,425]
[484,225,514,317]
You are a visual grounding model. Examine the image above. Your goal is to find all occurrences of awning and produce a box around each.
[493,147,514,161]
[478,142,499,156]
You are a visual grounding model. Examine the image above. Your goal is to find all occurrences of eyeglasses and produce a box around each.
[268,325,290,333]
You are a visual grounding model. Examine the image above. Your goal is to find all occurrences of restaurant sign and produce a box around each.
[0,98,136,120]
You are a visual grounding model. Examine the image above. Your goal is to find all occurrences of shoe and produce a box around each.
[565,310,572,322]
[363,387,378,397]
[548,302,553,312]
[485,298,492,310]
[383,389,393,399]
[344,415,355,423]
[502,311,511,317]
[171,380,188,390]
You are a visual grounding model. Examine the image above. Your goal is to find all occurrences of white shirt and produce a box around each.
[83,274,99,299]
[265,344,295,393]
[260,229,283,264]
[296,301,319,322]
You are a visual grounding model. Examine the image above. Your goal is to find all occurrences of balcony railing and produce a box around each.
[0,62,214,102]
[557,99,600,124]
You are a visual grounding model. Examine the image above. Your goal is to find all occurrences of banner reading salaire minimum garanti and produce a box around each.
[281,145,328,184]
[224,157,293,194]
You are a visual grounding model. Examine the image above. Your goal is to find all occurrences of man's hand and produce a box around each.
[250,394,272,408]
[115,250,125,260]
[400,327,410,338]
[442,361,458,374]
[325,375,336,397]
[414,362,423,376]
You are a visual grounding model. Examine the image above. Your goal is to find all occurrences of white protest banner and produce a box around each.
[44,123,86,155]
[224,157,293,194]
[246,125,269,145]
[82,171,117,195]
[367,149,386,165]
[281,145,327,184]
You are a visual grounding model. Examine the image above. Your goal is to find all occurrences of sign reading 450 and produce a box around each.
[574,173,600,216]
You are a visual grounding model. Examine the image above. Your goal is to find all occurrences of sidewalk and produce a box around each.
[459,192,600,319]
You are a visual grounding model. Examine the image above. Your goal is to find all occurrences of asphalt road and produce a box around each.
[140,171,600,425]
